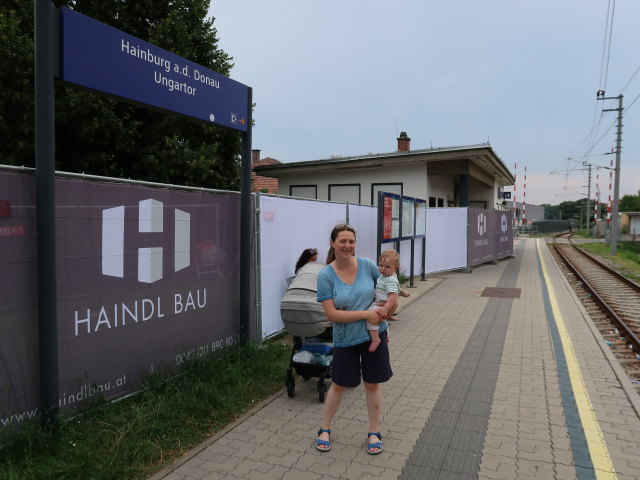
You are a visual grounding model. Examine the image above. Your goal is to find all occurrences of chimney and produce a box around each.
[397,132,411,152]
[252,149,261,166]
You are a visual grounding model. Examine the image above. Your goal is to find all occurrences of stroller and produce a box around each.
[280,261,332,402]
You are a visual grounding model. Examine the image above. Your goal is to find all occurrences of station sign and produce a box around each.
[59,7,248,131]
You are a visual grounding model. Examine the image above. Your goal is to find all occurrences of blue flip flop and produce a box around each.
[367,432,383,455]
[316,428,331,452]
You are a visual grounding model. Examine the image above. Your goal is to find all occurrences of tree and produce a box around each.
[557,200,581,221]
[539,200,608,221]
[0,1,34,166]
[619,193,640,212]
[0,0,241,190]
[540,203,557,219]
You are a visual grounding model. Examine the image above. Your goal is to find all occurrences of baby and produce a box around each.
[367,249,402,352]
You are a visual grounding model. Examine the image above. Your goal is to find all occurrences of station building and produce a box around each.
[252,132,515,209]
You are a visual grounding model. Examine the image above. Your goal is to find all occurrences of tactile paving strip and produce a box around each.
[400,250,523,479]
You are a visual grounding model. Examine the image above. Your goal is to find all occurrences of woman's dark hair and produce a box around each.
[295,248,318,273]
[325,224,357,264]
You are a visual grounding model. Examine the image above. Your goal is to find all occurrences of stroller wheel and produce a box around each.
[318,381,326,403]
[286,375,295,398]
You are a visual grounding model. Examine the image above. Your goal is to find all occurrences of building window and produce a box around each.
[428,197,436,207]
[290,185,317,199]
[372,183,403,205]
[437,198,444,208]
[329,184,361,204]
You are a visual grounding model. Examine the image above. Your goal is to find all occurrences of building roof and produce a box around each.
[251,157,281,193]
[253,157,281,167]
[253,143,515,186]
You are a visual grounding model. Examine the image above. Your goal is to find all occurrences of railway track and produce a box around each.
[549,232,640,395]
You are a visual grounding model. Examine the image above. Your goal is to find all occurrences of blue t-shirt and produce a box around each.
[317,257,387,347]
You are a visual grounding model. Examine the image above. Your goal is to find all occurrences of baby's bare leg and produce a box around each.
[368,329,381,352]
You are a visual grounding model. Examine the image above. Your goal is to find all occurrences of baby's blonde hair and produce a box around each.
[379,249,400,266]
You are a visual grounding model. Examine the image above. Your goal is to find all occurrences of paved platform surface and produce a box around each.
[150,238,640,480]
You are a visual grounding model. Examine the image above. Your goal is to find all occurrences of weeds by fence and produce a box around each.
[0,341,290,480]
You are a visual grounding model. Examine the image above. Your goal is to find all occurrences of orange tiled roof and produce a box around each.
[252,157,281,193]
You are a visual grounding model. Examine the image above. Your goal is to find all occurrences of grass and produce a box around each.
[577,240,640,282]
[0,341,290,480]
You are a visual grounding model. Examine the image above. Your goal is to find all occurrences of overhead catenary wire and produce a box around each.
[571,0,618,169]
[599,0,616,92]
[619,62,640,94]
[623,91,640,113]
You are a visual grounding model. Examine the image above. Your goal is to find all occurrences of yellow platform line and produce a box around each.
[537,239,617,479]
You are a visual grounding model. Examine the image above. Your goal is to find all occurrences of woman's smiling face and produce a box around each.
[331,230,356,259]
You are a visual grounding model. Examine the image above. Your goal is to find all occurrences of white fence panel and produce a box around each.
[347,204,377,262]
[258,195,346,338]
[426,207,468,273]
[258,199,475,339]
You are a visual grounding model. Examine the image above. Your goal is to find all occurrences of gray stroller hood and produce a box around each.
[280,261,331,337]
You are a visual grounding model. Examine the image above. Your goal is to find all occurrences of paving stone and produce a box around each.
[401,463,439,480]
[202,472,239,480]
[280,467,323,480]
[199,457,242,475]
[173,465,207,480]
[440,447,481,475]
[551,446,576,466]
[516,457,556,478]
[481,440,517,459]
[477,462,518,480]
[553,463,580,480]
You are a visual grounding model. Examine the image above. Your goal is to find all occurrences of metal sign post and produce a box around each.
[239,88,252,343]
[35,0,59,430]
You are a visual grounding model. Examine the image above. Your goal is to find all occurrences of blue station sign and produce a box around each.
[59,7,249,132]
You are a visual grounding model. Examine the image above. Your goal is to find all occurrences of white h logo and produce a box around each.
[477,212,487,236]
[102,199,191,283]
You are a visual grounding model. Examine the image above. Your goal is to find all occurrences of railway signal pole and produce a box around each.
[582,161,592,235]
[597,92,623,255]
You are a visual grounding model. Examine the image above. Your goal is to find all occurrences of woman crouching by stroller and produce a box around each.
[314,224,395,455]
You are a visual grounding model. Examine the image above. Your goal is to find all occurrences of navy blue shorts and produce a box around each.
[331,330,393,388]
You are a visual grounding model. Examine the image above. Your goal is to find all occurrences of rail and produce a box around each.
[551,233,640,353]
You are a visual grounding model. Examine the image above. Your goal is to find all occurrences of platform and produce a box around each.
[150,238,640,480]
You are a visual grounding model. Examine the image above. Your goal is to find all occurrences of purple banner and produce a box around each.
[494,210,513,259]
[467,208,494,267]
[467,209,514,268]
[0,172,38,428]
[1,171,244,428]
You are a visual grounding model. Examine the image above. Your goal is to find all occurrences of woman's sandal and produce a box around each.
[367,432,383,455]
[316,428,331,452]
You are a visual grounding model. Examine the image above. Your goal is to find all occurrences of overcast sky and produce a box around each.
[208,0,640,206]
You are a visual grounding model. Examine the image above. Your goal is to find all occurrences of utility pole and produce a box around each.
[598,92,623,255]
[583,162,592,235]
[550,164,595,232]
